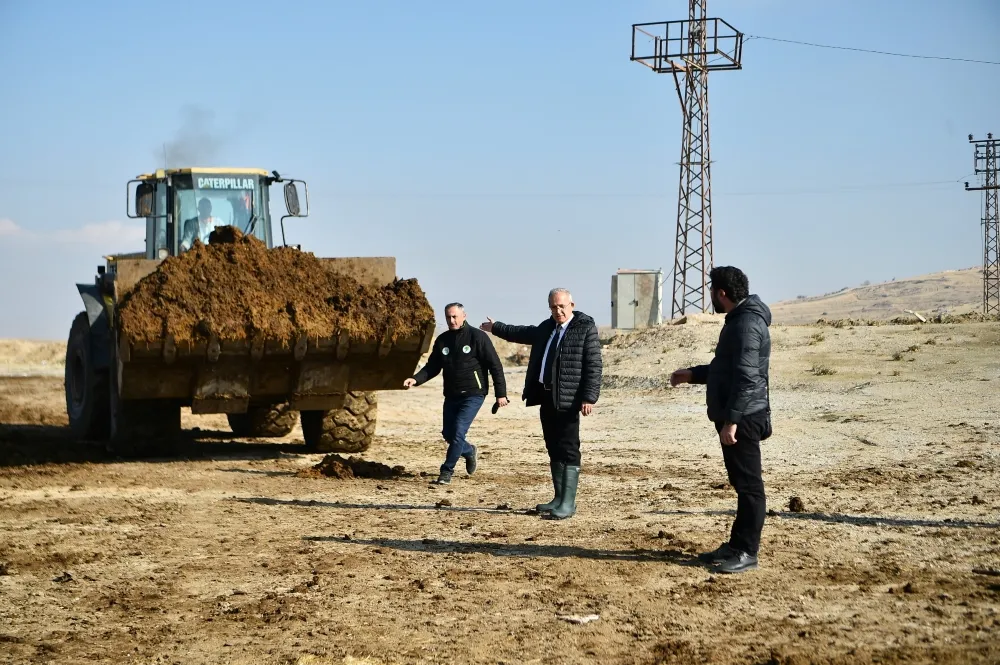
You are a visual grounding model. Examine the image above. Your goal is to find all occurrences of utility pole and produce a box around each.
[631,2,743,317]
[965,133,999,316]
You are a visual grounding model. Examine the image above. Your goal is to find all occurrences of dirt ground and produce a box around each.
[1,319,998,665]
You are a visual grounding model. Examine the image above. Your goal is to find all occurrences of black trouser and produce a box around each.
[716,410,768,556]
[539,389,581,466]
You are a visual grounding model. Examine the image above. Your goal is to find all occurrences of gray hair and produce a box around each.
[444,302,465,312]
[548,288,573,303]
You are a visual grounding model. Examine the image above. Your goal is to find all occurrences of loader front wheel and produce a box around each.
[65,312,111,440]
[109,396,182,458]
[227,403,297,438]
[301,391,378,453]
[107,355,182,458]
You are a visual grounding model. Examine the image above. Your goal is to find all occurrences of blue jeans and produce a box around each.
[441,394,485,474]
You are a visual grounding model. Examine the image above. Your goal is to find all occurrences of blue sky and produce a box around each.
[1,0,998,340]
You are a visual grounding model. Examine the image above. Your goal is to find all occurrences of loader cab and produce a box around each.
[128,167,308,260]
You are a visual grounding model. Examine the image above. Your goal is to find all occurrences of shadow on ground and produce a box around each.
[304,535,707,566]
[0,424,315,467]
[237,496,532,514]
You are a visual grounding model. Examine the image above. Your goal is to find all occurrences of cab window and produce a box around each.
[173,174,267,252]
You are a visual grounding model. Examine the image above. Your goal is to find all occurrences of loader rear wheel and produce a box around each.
[301,391,378,453]
[227,403,297,438]
[65,312,111,440]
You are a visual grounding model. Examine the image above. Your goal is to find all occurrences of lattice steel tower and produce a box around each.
[965,134,999,316]
[631,2,743,317]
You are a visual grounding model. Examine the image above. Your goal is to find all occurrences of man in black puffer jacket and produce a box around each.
[405,303,508,484]
[481,288,602,520]
[671,266,772,575]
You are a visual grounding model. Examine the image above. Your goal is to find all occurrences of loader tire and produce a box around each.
[107,358,182,458]
[65,312,111,440]
[108,399,182,458]
[301,391,377,453]
[227,403,297,438]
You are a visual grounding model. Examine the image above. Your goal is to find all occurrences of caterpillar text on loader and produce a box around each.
[66,167,434,455]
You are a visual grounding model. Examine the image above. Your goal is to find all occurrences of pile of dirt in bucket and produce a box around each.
[296,454,407,480]
[117,227,435,345]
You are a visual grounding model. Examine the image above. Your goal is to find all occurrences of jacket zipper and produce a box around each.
[473,370,482,390]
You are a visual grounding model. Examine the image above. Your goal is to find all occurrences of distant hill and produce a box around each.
[0,339,65,376]
[769,267,983,325]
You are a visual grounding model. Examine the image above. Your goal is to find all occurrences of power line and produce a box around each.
[0,182,973,198]
[745,34,1000,66]
[716,177,974,198]
[0,174,981,199]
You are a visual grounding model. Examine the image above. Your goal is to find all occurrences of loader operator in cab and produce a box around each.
[180,197,224,252]
[228,190,253,232]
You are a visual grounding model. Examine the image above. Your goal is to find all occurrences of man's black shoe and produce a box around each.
[697,542,736,565]
[717,551,758,574]
[465,446,478,476]
[432,471,453,485]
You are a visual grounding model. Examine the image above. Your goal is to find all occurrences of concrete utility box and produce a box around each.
[611,269,663,329]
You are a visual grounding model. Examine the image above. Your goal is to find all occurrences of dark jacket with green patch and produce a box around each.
[412,322,506,399]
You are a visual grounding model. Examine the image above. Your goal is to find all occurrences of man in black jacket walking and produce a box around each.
[480,288,602,520]
[671,266,772,574]
[405,303,508,484]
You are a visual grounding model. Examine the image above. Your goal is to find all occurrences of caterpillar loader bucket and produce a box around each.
[108,256,435,416]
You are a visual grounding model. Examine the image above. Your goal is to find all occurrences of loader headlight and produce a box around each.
[158,248,168,259]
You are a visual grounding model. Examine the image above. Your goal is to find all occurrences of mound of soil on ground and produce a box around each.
[117,227,435,345]
[296,454,407,480]
[931,311,1000,323]
[816,312,1000,327]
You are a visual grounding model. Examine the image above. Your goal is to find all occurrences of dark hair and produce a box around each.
[444,302,464,312]
[709,266,749,302]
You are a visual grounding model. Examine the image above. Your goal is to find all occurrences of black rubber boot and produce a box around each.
[548,465,580,520]
[535,460,565,513]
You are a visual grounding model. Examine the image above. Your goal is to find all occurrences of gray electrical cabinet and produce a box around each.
[611,269,663,329]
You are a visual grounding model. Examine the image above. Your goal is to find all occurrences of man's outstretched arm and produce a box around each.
[481,317,539,345]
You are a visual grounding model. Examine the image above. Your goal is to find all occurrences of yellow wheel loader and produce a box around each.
[65,167,434,455]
